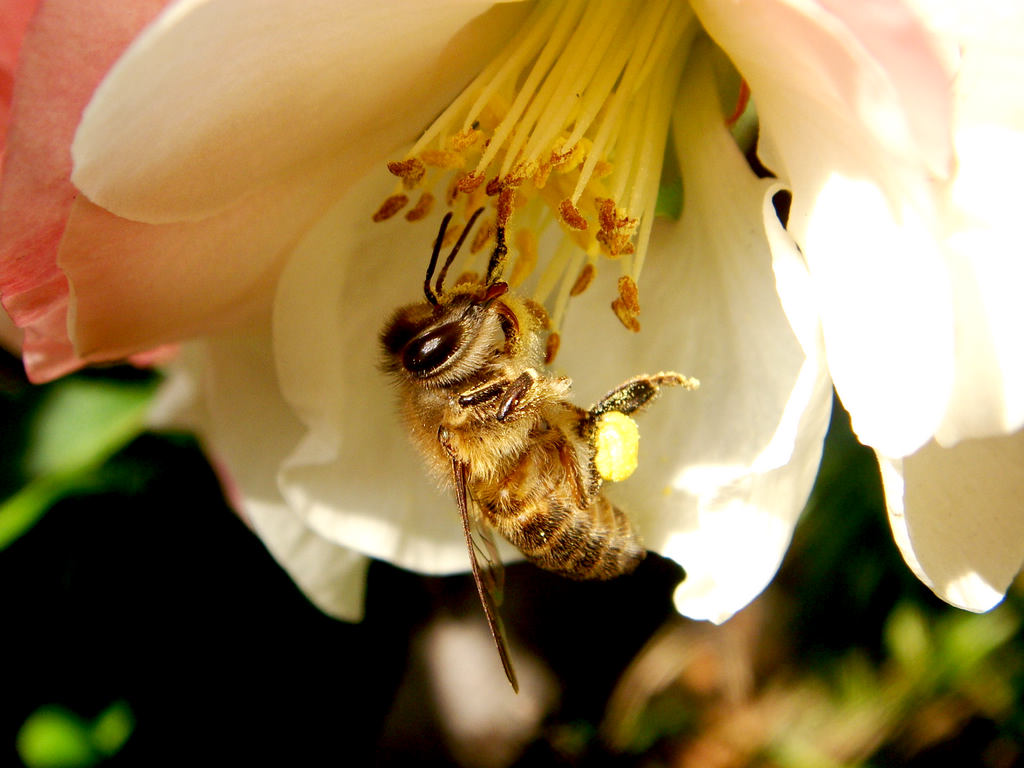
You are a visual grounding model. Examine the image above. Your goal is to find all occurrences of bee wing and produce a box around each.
[450,456,519,693]
[471,514,506,607]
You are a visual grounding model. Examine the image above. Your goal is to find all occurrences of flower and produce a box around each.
[1,0,1021,624]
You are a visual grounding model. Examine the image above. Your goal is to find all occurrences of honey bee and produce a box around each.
[380,210,697,690]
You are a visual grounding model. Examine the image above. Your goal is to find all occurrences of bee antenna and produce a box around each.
[485,225,508,286]
[435,207,485,297]
[424,212,453,305]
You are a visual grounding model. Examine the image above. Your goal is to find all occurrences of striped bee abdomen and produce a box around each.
[475,437,646,579]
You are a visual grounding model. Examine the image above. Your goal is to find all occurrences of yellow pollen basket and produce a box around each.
[375,0,698,338]
[593,411,641,483]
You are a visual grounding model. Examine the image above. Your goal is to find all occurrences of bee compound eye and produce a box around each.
[403,322,463,375]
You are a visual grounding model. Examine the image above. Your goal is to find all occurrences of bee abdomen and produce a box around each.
[492,495,645,580]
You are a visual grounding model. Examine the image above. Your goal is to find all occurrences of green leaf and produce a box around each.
[0,376,156,550]
[24,378,155,477]
[884,603,931,676]
[16,707,97,768]
[15,701,135,768]
[0,471,86,550]
[90,700,134,756]
[937,609,1021,677]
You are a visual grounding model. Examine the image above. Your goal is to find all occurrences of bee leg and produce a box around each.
[457,380,506,408]
[496,369,539,422]
[437,425,456,457]
[590,372,697,418]
[485,225,509,285]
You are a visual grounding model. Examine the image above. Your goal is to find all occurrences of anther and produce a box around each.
[455,171,485,194]
[545,332,561,365]
[612,275,641,332]
[405,193,435,221]
[559,200,588,231]
[496,188,516,228]
[372,194,409,222]
[617,275,640,313]
[387,159,425,189]
[612,298,641,332]
[596,198,638,257]
[485,177,503,197]
[570,263,595,296]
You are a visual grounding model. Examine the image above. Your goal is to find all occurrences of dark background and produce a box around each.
[2,354,1022,767]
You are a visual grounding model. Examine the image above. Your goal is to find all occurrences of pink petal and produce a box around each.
[0,0,41,145]
[58,155,351,359]
[0,0,171,379]
[0,296,22,353]
[815,0,955,178]
[0,0,39,72]
[57,0,527,367]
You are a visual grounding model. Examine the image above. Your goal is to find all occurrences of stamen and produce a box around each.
[457,172,486,194]
[405,193,434,222]
[545,332,561,365]
[372,194,408,222]
[387,159,425,189]
[612,275,641,332]
[559,200,588,231]
[376,0,697,336]
[617,275,640,314]
[569,263,595,297]
[595,198,638,258]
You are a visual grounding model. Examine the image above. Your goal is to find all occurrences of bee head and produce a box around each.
[380,212,513,386]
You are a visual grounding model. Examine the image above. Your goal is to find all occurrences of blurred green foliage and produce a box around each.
[1,357,1021,767]
[16,701,133,768]
[1,371,157,551]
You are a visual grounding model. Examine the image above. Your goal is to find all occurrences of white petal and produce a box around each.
[583,39,832,624]
[927,0,1024,443]
[801,175,953,457]
[153,336,371,620]
[881,429,1024,611]
[692,0,958,458]
[272,169,481,574]
[934,124,1024,444]
[73,0,527,222]
[269,38,830,619]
